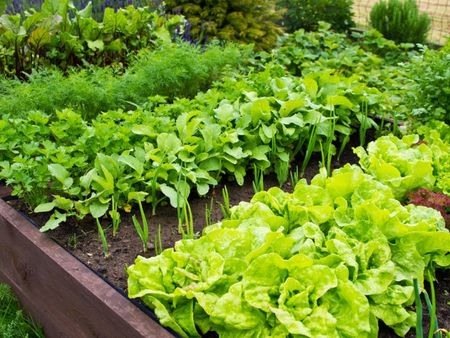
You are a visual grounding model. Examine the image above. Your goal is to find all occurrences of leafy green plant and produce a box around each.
[320,110,336,175]
[409,44,450,122]
[131,202,149,253]
[165,0,283,50]
[354,134,436,198]
[358,100,369,147]
[0,0,184,77]
[277,0,354,33]
[128,164,450,337]
[119,42,248,105]
[0,284,45,338]
[2,28,431,236]
[370,0,431,44]
[4,53,389,232]
[414,121,450,194]
[5,0,162,19]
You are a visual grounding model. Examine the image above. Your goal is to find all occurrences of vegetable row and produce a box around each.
[127,125,450,337]
[0,65,383,231]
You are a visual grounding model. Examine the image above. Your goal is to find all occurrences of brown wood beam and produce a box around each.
[0,198,174,338]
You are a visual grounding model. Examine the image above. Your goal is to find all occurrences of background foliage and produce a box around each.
[277,0,355,33]
[164,0,284,50]
[0,42,247,119]
[409,42,450,122]
[3,0,162,18]
[0,0,183,77]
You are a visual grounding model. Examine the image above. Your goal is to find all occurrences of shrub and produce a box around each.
[370,0,431,44]
[164,0,283,50]
[277,0,354,33]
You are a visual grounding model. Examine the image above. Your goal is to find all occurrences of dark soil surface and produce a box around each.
[9,150,335,290]
[6,144,450,337]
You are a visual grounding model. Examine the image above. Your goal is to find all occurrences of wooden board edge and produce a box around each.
[0,198,174,338]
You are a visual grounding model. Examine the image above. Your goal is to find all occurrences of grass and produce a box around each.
[0,284,45,338]
[353,0,450,44]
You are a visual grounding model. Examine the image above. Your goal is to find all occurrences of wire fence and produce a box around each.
[353,0,450,45]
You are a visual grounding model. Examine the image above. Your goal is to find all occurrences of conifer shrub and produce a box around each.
[164,0,283,50]
[370,0,431,44]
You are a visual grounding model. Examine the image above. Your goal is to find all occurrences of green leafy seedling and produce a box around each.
[359,100,369,147]
[301,118,320,176]
[204,198,214,227]
[68,233,78,249]
[96,218,109,258]
[110,195,121,237]
[179,199,194,240]
[252,164,264,193]
[150,157,166,215]
[132,200,149,253]
[319,111,336,176]
[219,186,231,219]
[290,166,300,188]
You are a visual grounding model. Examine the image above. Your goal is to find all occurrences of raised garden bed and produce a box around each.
[0,150,345,337]
[1,142,449,337]
[0,194,174,338]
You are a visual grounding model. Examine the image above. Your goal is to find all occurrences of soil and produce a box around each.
[5,143,450,337]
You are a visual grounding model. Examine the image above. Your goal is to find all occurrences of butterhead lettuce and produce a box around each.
[128,163,450,337]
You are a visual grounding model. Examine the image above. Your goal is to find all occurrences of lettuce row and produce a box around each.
[354,134,435,199]
[127,165,450,337]
[354,127,449,198]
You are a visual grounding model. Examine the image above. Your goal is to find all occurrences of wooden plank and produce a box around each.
[0,198,174,338]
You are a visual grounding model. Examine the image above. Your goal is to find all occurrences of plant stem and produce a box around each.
[96,218,109,258]
[414,278,424,338]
